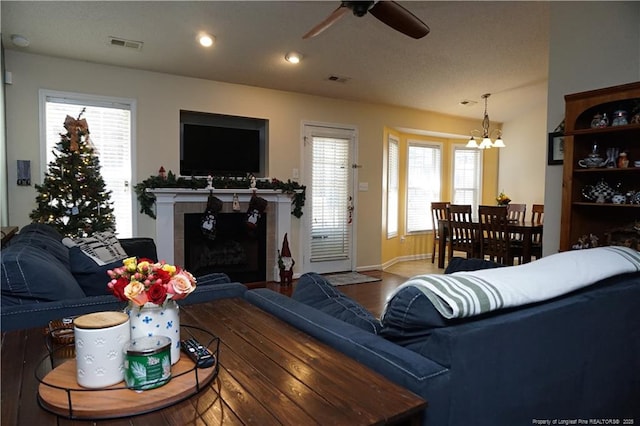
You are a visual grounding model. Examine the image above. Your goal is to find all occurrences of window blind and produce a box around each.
[452,147,481,215]
[387,136,399,238]
[310,136,351,262]
[406,143,441,232]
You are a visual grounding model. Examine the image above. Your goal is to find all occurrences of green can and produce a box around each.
[124,336,172,390]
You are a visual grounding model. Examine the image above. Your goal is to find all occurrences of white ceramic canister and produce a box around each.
[74,311,130,388]
[127,300,180,365]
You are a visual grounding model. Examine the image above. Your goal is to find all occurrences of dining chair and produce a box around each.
[506,203,527,222]
[447,204,480,262]
[430,202,450,264]
[530,204,544,259]
[531,204,544,225]
[506,203,527,243]
[478,205,522,266]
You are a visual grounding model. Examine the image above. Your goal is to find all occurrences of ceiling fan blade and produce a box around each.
[303,4,350,39]
[369,1,430,39]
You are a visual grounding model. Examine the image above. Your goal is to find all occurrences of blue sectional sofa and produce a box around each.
[1,224,246,331]
[245,254,640,426]
[3,225,639,425]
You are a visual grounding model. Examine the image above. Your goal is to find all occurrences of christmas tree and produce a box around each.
[30,109,116,237]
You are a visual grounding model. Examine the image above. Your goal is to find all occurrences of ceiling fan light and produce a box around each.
[466,137,478,148]
[285,52,303,64]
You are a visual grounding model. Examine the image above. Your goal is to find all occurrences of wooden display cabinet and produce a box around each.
[560,81,640,251]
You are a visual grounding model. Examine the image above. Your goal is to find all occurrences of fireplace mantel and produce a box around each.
[149,188,294,281]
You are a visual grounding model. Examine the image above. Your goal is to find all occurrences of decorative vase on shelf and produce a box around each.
[126,300,181,365]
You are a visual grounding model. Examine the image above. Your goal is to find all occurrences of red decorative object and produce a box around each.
[158,166,167,179]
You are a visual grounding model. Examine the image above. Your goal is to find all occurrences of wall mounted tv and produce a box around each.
[180,110,268,177]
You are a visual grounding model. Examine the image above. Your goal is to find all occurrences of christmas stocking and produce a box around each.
[246,193,268,232]
[201,193,223,240]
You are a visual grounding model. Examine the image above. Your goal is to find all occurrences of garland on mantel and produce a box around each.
[133,170,306,219]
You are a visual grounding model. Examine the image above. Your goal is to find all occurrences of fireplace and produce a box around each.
[183,212,267,282]
[150,188,295,282]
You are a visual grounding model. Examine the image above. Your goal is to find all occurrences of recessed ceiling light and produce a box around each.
[285,52,303,64]
[10,34,30,48]
[199,34,215,47]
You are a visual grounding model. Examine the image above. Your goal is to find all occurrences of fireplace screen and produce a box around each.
[184,212,266,283]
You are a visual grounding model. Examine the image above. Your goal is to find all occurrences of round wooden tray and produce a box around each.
[38,354,217,419]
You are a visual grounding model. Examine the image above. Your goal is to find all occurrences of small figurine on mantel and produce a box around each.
[206,174,214,190]
[232,193,241,211]
[277,233,295,286]
[249,174,257,189]
[158,166,167,180]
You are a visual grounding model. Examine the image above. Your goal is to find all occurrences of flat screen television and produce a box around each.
[180,111,268,177]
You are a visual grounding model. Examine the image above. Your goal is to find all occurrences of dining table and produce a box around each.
[437,219,543,269]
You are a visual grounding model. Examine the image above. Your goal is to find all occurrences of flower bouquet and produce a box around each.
[107,257,196,306]
[107,257,196,364]
[496,192,511,206]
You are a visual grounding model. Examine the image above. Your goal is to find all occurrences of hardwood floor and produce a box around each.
[263,258,446,319]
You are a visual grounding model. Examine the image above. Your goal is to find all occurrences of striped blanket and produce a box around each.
[384,246,640,319]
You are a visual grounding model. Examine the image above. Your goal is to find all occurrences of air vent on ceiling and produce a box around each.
[326,75,351,83]
[459,99,478,106]
[108,36,143,50]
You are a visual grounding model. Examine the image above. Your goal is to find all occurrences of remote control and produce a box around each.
[180,338,215,368]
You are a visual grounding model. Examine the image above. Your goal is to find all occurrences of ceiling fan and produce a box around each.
[303,1,430,40]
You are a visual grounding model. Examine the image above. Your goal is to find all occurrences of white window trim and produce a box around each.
[300,120,359,274]
[38,89,138,236]
[405,139,442,234]
[386,134,399,239]
[450,143,483,219]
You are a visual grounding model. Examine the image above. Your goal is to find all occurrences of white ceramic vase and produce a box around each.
[126,300,180,365]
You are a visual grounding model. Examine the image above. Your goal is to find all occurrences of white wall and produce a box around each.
[544,1,640,255]
[498,82,548,207]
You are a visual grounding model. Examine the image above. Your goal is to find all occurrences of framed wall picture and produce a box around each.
[548,132,564,165]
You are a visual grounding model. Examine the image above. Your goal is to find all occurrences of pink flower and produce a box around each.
[167,271,196,300]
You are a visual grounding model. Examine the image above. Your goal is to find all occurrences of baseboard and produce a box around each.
[382,253,431,270]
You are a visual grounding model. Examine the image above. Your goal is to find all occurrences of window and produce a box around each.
[41,91,135,237]
[386,135,399,238]
[406,141,441,233]
[452,145,482,215]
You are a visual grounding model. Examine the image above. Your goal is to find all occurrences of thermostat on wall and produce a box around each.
[17,160,31,186]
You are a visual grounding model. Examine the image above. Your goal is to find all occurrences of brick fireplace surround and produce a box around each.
[150,188,294,282]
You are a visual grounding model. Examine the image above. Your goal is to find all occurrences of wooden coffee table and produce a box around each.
[1,298,426,425]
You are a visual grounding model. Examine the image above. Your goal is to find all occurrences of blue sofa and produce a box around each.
[1,224,247,331]
[245,258,640,426]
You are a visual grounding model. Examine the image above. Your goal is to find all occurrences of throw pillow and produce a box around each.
[379,285,448,343]
[68,246,124,296]
[72,232,128,266]
[292,272,382,334]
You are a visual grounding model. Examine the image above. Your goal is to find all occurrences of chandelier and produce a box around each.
[465,93,505,149]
